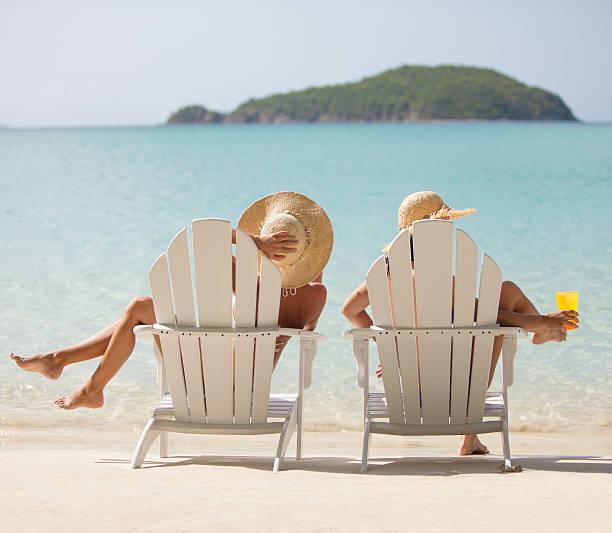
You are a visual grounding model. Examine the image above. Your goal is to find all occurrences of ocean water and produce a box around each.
[1,123,610,433]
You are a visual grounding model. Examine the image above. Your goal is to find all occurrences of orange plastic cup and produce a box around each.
[555,291,578,330]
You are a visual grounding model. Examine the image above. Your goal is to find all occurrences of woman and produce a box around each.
[11,192,333,411]
[341,191,578,455]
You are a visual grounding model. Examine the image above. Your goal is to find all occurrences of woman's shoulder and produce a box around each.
[305,281,327,298]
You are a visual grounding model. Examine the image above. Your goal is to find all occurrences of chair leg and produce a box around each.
[296,412,303,461]
[160,432,168,458]
[157,414,172,457]
[131,418,161,469]
[361,419,371,473]
[501,418,514,472]
[273,412,298,473]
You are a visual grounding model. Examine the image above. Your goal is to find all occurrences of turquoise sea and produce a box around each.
[1,123,611,433]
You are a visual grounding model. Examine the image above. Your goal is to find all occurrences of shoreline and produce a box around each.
[2,417,610,435]
[3,425,611,454]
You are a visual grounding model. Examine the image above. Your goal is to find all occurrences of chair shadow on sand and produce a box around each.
[96,453,612,476]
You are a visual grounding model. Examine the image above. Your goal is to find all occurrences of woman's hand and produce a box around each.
[255,231,298,261]
[540,310,579,329]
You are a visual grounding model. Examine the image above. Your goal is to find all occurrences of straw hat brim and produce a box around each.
[398,207,476,230]
[431,206,476,220]
[238,192,333,289]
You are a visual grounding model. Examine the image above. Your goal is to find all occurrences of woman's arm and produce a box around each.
[341,280,373,328]
[303,274,326,332]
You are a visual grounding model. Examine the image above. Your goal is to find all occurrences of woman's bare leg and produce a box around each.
[55,296,156,410]
[10,322,119,380]
[460,280,578,456]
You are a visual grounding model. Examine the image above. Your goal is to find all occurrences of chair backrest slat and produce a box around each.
[168,227,206,423]
[387,230,420,423]
[168,228,197,327]
[192,219,233,424]
[450,229,478,423]
[235,228,258,326]
[453,230,478,326]
[234,228,259,423]
[387,230,416,327]
[251,255,281,423]
[149,254,190,422]
[467,253,502,422]
[366,255,404,424]
[149,254,175,327]
[256,255,282,327]
[412,220,453,424]
[193,219,233,327]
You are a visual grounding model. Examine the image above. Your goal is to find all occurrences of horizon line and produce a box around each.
[5,119,612,130]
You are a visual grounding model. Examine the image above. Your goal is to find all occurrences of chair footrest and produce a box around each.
[153,393,297,420]
[369,419,504,436]
[366,391,506,420]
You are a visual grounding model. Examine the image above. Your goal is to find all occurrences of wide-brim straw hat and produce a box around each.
[238,192,334,289]
[398,191,476,231]
[382,191,476,254]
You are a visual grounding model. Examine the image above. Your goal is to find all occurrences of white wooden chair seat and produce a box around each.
[153,393,298,418]
[131,219,326,472]
[345,220,525,472]
[366,391,506,419]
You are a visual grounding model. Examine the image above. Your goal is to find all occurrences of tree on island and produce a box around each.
[167,65,576,124]
[167,105,224,124]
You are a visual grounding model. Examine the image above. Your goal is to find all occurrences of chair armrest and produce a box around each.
[136,324,326,391]
[280,328,328,342]
[133,326,167,395]
[299,336,319,390]
[345,326,526,338]
[343,328,375,340]
[502,335,518,388]
[279,329,327,390]
[134,323,328,341]
[343,326,525,390]
[134,324,156,339]
[498,327,528,338]
[343,329,370,389]
[500,328,527,389]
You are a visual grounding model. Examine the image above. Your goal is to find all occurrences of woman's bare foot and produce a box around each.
[55,383,104,410]
[9,352,64,380]
[459,435,489,455]
[532,328,567,345]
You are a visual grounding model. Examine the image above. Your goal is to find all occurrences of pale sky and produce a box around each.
[1,0,611,127]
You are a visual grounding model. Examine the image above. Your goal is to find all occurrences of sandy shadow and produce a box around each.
[513,455,612,474]
[96,453,612,475]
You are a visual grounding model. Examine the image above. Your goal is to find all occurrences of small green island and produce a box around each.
[167,65,576,124]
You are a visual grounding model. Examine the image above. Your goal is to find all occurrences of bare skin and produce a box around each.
[342,267,579,456]
[455,284,578,454]
[11,230,326,410]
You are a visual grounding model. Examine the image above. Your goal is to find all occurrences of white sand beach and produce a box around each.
[1,428,610,533]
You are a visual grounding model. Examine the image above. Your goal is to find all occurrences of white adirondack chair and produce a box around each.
[131,218,326,472]
[344,220,526,472]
